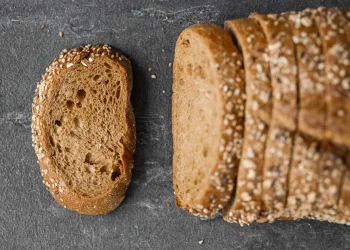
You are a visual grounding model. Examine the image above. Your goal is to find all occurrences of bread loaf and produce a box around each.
[32,45,136,215]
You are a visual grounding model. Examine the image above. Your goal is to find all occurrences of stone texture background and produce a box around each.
[1,0,350,249]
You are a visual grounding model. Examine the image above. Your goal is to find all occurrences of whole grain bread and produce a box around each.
[251,13,298,222]
[172,24,245,217]
[223,18,272,226]
[32,45,136,215]
[311,8,348,222]
[283,10,326,219]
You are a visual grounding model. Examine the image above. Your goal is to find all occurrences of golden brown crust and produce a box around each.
[172,24,245,217]
[32,45,135,215]
[283,10,325,219]
[314,8,350,148]
[223,18,272,226]
[251,13,298,221]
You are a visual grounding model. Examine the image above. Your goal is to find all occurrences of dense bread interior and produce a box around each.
[45,57,128,196]
[173,34,222,206]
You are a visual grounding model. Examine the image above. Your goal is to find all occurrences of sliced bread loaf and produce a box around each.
[32,45,136,215]
[172,24,245,217]
[251,13,298,221]
[223,18,272,226]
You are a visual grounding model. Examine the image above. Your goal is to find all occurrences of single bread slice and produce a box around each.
[311,8,348,222]
[336,9,350,224]
[32,45,136,215]
[172,24,245,217]
[251,13,298,222]
[223,18,272,226]
[283,10,326,219]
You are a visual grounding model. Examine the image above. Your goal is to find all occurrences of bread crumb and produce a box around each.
[162,90,165,94]
[169,63,172,67]
[166,202,171,207]
[198,240,204,244]
[40,24,45,30]
[59,31,64,37]
[148,67,152,71]
[151,75,156,79]
[162,49,164,52]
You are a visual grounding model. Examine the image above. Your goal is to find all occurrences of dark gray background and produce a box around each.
[1,0,350,249]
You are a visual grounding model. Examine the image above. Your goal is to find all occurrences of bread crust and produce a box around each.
[223,18,272,226]
[283,10,326,219]
[172,24,245,217]
[251,13,298,221]
[32,45,136,215]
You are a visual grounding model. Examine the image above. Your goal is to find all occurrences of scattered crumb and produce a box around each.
[59,31,64,37]
[198,240,204,245]
[169,63,172,67]
[162,90,165,94]
[166,202,171,207]
[148,67,152,71]
[151,74,156,79]
[162,49,164,52]
[40,24,45,30]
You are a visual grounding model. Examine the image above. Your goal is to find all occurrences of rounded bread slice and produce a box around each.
[251,13,298,221]
[223,18,272,226]
[172,24,245,217]
[32,45,136,215]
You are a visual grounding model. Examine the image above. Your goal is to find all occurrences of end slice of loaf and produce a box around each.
[32,45,136,215]
[172,24,245,217]
[223,18,272,226]
[251,13,298,221]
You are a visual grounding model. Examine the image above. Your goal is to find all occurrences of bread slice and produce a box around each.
[251,13,298,221]
[31,45,136,215]
[172,24,245,217]
[336,9,350,224]
[311,8,348,222]
[223,18,272,226]
[283,10,326,219]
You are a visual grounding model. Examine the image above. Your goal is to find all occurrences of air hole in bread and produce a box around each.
[76,102,82,108]
[77,89,86,102]
[91,89,97,94]
[111,167,121,181]
[186,64,193,76]
[105,69,111,73]
[103,97,107,104]
[55,120,62,127]
[70,131,79,139]
[194,65,205,78]
[73,117,81,128]
[49,135,55,146]
[202,147,208,157]
[65,147,71,153]
[100,165,109,174]
[109,96,113,102]
[104,62,111,69]
[182,39,190,47]
[93,75,101,81]
[116,87,121,99]
[178,78,184,86]
[108,74,112,78]
[66,100,74,110]
[104,80,109,84]
[57,144,62,153]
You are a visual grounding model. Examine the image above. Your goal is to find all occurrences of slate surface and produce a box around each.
[1,0,350,249]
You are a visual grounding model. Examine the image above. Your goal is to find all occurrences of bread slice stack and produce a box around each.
[172,7,350,225]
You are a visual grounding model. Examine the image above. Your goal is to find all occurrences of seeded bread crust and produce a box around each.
[315,8,350,148]
[172,24,245,217]
[282,10,326,219]
[251,13,298,221]
[311,8,348,222]
[223,18,272,226]
[336,9,350,224]
[32,45,136,215]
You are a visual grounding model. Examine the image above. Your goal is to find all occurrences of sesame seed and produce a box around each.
[59,31,64,37]
[151,74,156,79]
[40,24,45,30]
